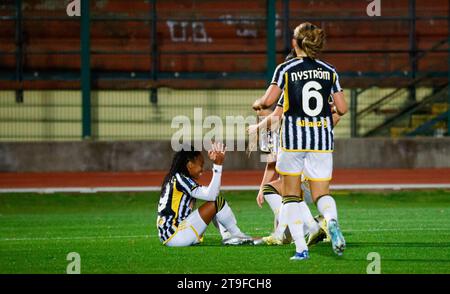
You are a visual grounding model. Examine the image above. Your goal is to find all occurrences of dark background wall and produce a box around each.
[1,138,450,172]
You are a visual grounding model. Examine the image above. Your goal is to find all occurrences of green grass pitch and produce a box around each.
[0,190,449,274]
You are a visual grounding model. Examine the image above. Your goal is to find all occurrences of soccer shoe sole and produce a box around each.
[328,220,346,256]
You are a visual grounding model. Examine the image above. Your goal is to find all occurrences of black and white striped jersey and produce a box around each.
[157,173,199,243]
[271,57,342,152]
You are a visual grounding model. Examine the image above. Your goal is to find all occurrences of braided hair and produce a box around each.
[161,146,201,189]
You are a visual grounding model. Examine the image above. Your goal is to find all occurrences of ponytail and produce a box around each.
[293,22,325,59]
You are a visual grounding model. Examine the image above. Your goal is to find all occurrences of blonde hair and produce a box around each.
[293,22,325,59]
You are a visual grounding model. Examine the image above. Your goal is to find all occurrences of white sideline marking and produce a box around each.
[332,184,450,190]
[0,235,151,242]
[1,183,450,193]
[0,228,448,242]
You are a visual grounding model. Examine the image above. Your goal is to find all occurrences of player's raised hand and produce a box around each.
[208,142,226,165]
[252,99,262,111]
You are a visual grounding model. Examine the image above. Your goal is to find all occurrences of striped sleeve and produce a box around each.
[175,173,198,196]
[316,59,343,94]
[331,71,343,94]
[271,59,303,90]
[277,94,284,107]
[270,63,286,89]
[328,94,334,104]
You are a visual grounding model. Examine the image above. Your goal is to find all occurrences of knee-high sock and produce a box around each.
[212,217,229,239]
[268,201,318,238]
[262,184,283,230]
[272,203,288,240]
[299,201,319,235]
[281,196,308,253]
[215,196,242,236]
[316,195,338,223]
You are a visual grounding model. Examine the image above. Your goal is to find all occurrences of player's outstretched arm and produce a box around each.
[248,106,283,136]
[257,85,283,110]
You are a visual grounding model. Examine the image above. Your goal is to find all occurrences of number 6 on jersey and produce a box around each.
[302,81,323,117]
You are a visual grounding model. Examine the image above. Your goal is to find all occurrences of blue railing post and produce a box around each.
[266,0,276,83]
[81,0,91,139]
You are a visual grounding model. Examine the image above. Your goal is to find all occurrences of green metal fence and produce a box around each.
[0,0,449,141]
[0,89,265,141]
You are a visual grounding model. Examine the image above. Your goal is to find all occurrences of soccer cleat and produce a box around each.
[306,226,327,246]
[251,238,265,245]
[222,232,254,245]
[328,219,346,256]
[316,215,331,243]
[261,235,283,245]
[290,250,310,260]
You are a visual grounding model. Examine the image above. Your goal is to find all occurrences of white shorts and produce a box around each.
[275,150,333,181]
[165,210,208,247]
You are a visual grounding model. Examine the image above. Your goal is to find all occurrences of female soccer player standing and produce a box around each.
[254,22,348,260]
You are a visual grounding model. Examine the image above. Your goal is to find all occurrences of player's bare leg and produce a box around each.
[197,201,217,224]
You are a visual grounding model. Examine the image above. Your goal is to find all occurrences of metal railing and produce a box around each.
[0,0,448,141]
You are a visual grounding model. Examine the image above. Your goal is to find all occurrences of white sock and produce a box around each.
[217,222,228,237]
[316,195,338,223]
[299,201,319,234]
[216,202,242,236]
[303,223,310,236]
[264,193,282,230]
[212,217,229,239]
[272,204,288,240]
[264,193,282,219]
[284,201,308,253]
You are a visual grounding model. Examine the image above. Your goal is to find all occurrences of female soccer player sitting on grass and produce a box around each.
[157,142,253,247]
